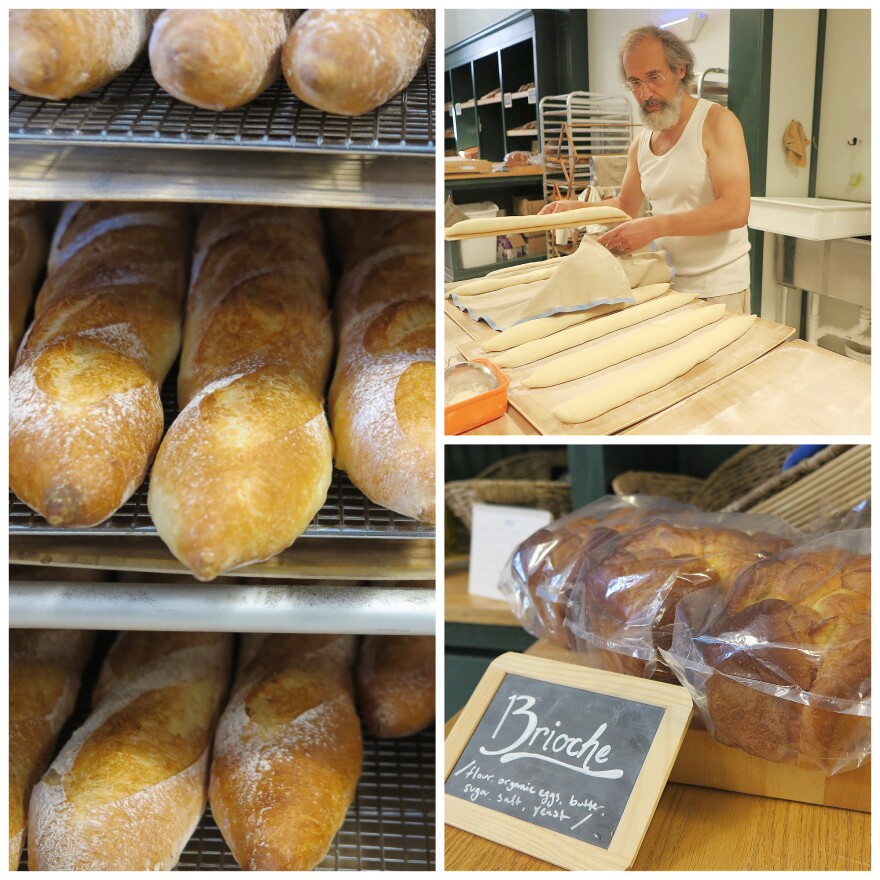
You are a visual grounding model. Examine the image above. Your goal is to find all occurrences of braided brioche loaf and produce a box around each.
[148,206,334,581]
[327,211,435,522]
[9,202,191,527]
[703,541,870,772]
[9,201,49,369]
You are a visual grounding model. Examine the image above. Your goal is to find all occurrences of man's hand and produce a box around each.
[537,200,583,215]
[596,217,662,254]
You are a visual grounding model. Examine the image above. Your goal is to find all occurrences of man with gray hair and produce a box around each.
[541,25,752,313]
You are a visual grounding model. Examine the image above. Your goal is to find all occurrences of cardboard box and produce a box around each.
[525,232,547,256]
[512,196,546,216]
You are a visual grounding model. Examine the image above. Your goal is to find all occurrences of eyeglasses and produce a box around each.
[623,71,667,92]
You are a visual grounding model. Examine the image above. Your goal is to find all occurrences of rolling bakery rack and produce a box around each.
[9,47,437,871]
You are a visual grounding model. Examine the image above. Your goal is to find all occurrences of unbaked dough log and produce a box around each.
[452,265,557,296]
[494,289,692,368]
[444,206,629,240]
[553,314,757,424]
[525,303,726,388]
[487,256,565,278]
[482,283,670,353]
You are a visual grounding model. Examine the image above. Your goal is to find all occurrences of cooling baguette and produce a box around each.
[9,9,158,99]
[282,9,434,115]
[327,211,435,522]
[150,10,301,111]
[209,634,362,871]
[9,202,49,370]
[147,206,334,581]
[28,632,233,871]
[9,202,191,527]
[357,636,435,738]
[9,630,94,871]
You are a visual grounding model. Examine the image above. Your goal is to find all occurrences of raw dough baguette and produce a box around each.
[482,282,670,352]
[28,632,233,871]
[9,630,94,871]
[525,303,726,388]
[150,10,301,111]
[554,314,757,424]
[327,211,435,522]
[452,264,558,296]
[357,636,435,738]
[445,206,630,240]
[209,634,361,870]
[9,201,49,370]
[283,9,434,116]
[147,206,333,582]
[495,289,693,368]
[9,9,158,100]
[9,202,191,527]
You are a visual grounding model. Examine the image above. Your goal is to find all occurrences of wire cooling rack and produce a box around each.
[9,47,435,156]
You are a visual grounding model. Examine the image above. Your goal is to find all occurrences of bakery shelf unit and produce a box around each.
[9,47,435,210]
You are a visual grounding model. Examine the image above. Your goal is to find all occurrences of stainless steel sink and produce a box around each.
[774,235,870,308]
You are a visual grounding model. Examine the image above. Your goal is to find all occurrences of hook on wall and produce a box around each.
[846,137,859,146]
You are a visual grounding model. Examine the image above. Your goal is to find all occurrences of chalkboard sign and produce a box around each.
[445,653,693,870]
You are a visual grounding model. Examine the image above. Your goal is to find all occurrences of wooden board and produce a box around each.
[445,212,628,240]
[456,306,795,435]
[445,652,693,870]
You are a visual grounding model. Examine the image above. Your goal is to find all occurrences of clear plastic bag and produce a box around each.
[662,530,870,775]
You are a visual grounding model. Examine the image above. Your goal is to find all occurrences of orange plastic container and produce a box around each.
[444,358,510,435]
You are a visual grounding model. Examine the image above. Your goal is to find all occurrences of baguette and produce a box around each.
[9,630,94,871]
[9,202,191,527]
[9,9,158,100]
[327,211,435,522]
[28,632,233,871]
[282,9,434,115]
[209,634,362,870]
[9,201,49,370]
[357,635,435,738]
[150,10,301,111]
[147,206,334,581]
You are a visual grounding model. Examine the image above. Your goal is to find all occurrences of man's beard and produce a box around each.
[639,89,683,132]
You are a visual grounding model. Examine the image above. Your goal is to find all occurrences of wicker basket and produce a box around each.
[445,451,572,531]
[610,471,704,503]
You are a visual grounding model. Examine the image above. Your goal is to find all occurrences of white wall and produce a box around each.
[445,10,519,48]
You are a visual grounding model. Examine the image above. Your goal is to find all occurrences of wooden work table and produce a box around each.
[444,311,871,436]
[445,563,520,627]
[445,165,546,184]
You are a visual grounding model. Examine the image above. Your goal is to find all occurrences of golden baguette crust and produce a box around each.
[28,632,232,871]
[282,9,434,116]
[210,634,362,870]
[357,636,436,738]
[9,202,191,527]
[9,202,49,370]
[9,630,94,871]
[150,10,301,111]
[328,211,435,522]
[9,9,159,100]
[148,206,333,581]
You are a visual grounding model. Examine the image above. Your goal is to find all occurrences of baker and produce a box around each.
[540,26,752,314]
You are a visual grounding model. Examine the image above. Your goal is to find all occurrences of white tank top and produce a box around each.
[637,98,751,297]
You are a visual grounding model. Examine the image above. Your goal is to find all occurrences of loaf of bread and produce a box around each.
[702,543,870,772]
[150,10,300,111]
[28,632,232,870]
[9,202,191,527]
[9,630,93,871]
[147,206,334,581]
[9,9,158,100]
[209,634,361,870]
[9,202,49,370]
[327,211,435,522]
[282,10,434,115]
[357,636,435,738]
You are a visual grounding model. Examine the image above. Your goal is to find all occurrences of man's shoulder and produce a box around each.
[703,102,745,148]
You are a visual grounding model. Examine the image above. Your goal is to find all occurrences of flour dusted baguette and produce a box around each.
[327,211,435,522]
[209,634,361,870]
[283,9,434,115]
[9,202,191,527]
[28,632,233,871]
[150,10,301,111]
[9,201,49,370]
[9,630,93,871]
[10,9,158,100]
[357,636,435,738]
[147,206,333,581]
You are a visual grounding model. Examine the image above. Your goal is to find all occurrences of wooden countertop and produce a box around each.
[445,165,546,182]
[444,312,871,436]
[444,561,520,626]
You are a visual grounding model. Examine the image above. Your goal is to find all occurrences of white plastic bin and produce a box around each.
[456,201,499,268]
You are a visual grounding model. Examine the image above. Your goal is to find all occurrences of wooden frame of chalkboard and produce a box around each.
[444,652,693,870]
